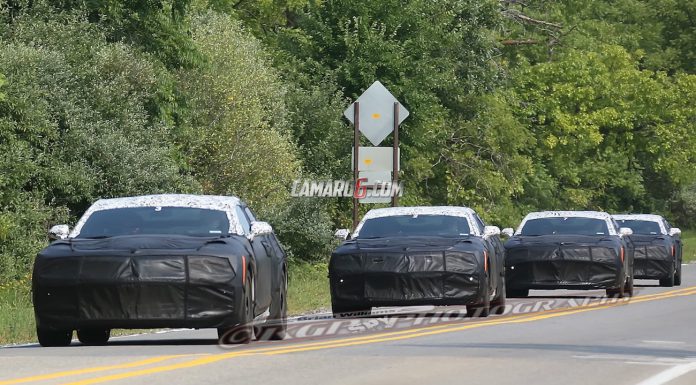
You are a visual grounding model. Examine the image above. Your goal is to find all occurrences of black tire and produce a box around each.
[77,329,110,345]
[331,303,371,318]
[659,266,675,288]
[467,276,490,318]
[218,274,253,344]
[624,275,634,297]
[675,262,682,286]
[506,288,529,298]
[37,328,72,347]
[607,277,626,298]
[490,277,506,315]
[257,271,288,341]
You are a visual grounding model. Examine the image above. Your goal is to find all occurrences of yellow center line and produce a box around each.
[262,288,696,355]
[51,286,696,385]
[4,286,694,385]
[0,355,204,385]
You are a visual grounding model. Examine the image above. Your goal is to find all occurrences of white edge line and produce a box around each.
[625,362,677,367]
[634,361,696,385]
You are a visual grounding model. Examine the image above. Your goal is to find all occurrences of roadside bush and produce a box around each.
[0,14,195,280]
[176,12,301,210]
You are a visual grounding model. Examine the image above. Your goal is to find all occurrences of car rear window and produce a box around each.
[614,219,662,235]
[77,207,230,238]
[357,215,471,239]
[519,217,610,236]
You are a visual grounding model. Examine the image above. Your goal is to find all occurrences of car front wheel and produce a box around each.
[218,274,254,344]
[467,276,490,318]
[37,328,72,347]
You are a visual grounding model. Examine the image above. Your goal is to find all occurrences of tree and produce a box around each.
[176,12,301,210]
[272,0,505,209]
[512,45,696,214]
[0,14,195,279]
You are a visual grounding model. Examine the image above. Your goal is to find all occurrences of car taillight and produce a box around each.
[620,247,625,263]
[672,245,675,256]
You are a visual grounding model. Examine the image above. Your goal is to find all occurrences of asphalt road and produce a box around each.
[2,264,696,385]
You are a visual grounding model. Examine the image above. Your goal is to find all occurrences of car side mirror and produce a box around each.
[49,224,70,240]
[483,226,500,239]
[334,229,351,241]
[249,221,273,241]
[619,227,633,237]
[501,228,514,238]
[669,227,681,237]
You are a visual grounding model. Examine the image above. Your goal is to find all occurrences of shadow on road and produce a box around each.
[6,338,219,348]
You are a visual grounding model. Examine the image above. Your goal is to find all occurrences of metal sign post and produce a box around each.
[353,102,360,231]
[392,102,399,207]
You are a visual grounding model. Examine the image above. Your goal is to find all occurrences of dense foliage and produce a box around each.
[1,0,695,280]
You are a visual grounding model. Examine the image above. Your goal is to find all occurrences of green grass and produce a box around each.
[0,277,35,345]
[682,229,696,263]
[287,261,331,315]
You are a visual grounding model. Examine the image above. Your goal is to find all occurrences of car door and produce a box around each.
[235,206,272,314]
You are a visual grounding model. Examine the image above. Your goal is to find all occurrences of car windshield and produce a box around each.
[615,219,662,235]
[519,217,610,236]
[76,207,230,238]
[357,215,472,238]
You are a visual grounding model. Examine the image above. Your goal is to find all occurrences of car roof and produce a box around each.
[70,194,245,238]
[523,211,612,221]
[517,211,616,236]
[363,206,477,219]
[612,214,664,223]
[89,194,242,211]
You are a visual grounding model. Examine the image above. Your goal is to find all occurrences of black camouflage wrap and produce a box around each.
[630,234,679,280]
[504,235,634,290]
[329,237,499,307]
[33,235,251,331]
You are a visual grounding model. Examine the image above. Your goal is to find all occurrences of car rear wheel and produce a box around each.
[675,262,682,286]
[659,268,675,287]
[258,271,288,340]
[467,276,490,318]
[37,328,72,347]
[624,275,634,297]
[77,329,110,345]
[607,278,626,298]
[218,274,254,344]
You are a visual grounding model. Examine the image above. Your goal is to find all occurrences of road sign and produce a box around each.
[358,171,393,204]
[351,147,400,172]
[343,81,410,146]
